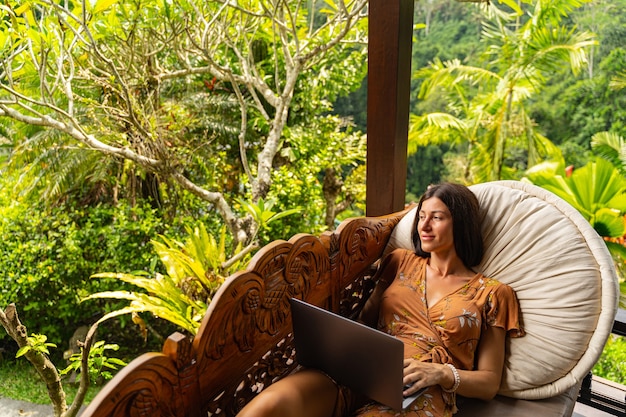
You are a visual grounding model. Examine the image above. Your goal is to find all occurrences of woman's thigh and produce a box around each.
[236,369,339,417]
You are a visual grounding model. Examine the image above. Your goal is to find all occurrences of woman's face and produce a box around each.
[417,197,455,255]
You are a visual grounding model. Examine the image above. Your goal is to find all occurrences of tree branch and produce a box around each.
[0,102,160,168]
[65,322,99,417]
[0,304,68,417]
[170,172,249,243]
[230,75,254,184]
[221,241,259,270]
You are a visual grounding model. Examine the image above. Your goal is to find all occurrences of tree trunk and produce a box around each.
[0,304,67,417]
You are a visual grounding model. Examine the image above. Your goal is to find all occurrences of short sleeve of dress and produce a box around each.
[484,282,525,338]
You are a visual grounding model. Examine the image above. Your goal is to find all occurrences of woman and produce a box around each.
[237,183,524,417]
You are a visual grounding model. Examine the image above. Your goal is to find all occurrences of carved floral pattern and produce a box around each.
[82,211,406,417]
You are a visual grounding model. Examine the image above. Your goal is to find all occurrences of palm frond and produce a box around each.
[609,71,626,91]
[468,140,496,183]
[530,0,594,27]
[591,131,626,175]
[9,127,120,203]
[416,58,501,100]
[87,272,209,335]
[530,130,564,166]
[522,26,596,76]
[407,113,467,153]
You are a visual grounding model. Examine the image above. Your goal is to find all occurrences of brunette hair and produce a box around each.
[410,182,484,267]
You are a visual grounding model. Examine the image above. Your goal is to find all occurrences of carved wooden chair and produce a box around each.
[81,181,620,417]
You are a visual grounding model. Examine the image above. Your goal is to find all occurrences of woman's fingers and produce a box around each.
[402,358,448,391]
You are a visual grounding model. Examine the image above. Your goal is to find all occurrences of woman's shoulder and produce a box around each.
[481,275,511,289]
[387,247,424,259]
[385,248,428,266]
[479,276,519,300]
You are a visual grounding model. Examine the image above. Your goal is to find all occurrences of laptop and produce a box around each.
[289,298,426,411]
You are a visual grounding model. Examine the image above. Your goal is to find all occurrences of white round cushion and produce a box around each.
[385,180,619,399]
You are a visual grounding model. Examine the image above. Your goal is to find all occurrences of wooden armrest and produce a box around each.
[81,209,409,417]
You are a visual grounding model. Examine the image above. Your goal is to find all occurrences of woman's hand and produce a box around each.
[402,359,454,396]
[401,326,507,400]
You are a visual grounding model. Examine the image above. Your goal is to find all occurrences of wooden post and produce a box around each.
[366,0,414,216]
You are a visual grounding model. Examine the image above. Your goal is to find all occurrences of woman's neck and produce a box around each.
[428,254,472,279]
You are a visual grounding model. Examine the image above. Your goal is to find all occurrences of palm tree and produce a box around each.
[410,0,596,183]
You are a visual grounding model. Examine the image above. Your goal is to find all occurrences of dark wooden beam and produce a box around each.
[613,308,626,337]
[366,0,415,216]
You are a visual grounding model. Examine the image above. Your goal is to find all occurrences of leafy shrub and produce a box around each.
[85,221,256,335]
[593,335,626,384]
[0,199,167,360]
[61,340,127,384]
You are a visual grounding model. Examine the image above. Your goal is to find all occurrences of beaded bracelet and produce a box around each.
[443,363,461,393]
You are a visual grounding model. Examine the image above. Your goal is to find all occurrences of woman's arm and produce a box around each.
[454,324,506,399]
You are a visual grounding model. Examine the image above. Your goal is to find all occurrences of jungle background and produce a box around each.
[0,0,625,406]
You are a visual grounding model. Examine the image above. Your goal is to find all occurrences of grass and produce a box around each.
[0,359,102,405]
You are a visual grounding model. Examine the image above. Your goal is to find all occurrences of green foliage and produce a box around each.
[86,222,253,335]
[0,0,370,369]
[413,0,484,74]
[86,271,208,335]
[266,164,327,237]
[238,198,302,233]
[591,132,626,176]
[333,80,367,133]
[406,144,453,200]
[153,224,248,291]
[260,115,366,237]
[530,34,626,147]
[409,1,626,181]
[526,158,626,237]
[0,194,165,354]
[557,141,592,169]
[61,340,127,384]
[15,334,57,358]
[410,0,596,183]
[0,359,101,405]
[593,335,626,384]
[614,256,626,309]
[0,0,369,245]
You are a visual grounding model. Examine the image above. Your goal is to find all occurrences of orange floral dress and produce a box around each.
[340,249,524,417]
